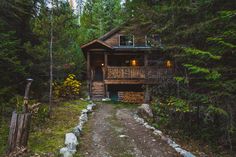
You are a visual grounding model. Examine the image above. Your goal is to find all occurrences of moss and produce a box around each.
[99,101,138,110]
[28,100,89,155]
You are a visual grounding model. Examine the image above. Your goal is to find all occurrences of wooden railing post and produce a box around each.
[104,52,108,79]
[144,54,148,79]
[23,78,33,113]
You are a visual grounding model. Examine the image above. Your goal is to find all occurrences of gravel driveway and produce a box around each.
[77,103,179,157]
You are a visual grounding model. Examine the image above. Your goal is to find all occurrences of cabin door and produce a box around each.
[93,66,103,81]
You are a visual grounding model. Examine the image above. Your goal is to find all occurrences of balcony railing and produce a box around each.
[106,66,173,80]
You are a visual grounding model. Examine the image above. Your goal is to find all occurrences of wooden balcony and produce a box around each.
[105,66,173,84]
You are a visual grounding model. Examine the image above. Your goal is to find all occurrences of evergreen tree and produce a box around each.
[25,0,85,99]
[122,0,236,152]
[79,0,123,44]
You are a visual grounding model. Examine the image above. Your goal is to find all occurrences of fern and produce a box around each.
[183,64,210,74]
[184,48,221,60]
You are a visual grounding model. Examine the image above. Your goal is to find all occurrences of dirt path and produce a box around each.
[78,103,179,157]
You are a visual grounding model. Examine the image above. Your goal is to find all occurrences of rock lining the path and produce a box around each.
[134,114,196,157]
[137,104,153,120]
[60,102,96,157]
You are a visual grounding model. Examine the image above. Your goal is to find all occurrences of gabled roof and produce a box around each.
[81,39,113,51]
[99,27,121,41]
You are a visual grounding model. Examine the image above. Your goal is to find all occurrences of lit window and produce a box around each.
[120,35,134,46]
[165,60,173,68]
[131,59,137,66]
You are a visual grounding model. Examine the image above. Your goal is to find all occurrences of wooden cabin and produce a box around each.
[81,26,174,103]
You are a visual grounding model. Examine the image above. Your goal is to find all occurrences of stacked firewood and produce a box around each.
[118,91,144,104]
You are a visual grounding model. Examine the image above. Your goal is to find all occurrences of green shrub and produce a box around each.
[54,74,81,100]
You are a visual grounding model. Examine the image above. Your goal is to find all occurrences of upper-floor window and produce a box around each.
[146,34,162,47]
[119,35,134,46]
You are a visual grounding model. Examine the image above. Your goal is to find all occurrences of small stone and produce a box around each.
[72,127,81,137]
[153,130,163,136]
[60,147,73,157]
[81,109,88,114]
[102,98,111,101]
[119,135,128,138]
[79,113,88,122]
[87,105,93,112]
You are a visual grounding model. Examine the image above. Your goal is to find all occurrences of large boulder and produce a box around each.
[64,133,78,154]
[137,104,153,121]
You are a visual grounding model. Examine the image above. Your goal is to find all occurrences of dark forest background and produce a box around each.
[0,0,235,155]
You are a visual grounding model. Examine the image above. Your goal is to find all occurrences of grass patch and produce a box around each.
[28,99,89,155]
[75,121,92,157]
[98,101,138,109]
[0,119,9,156]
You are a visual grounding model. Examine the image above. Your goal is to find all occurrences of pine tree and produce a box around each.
[79,0,123,44]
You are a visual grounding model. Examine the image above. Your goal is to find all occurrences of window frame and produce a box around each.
[119,35,134,47]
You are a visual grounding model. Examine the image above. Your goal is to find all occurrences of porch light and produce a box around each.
[131,59,137,66]
[166,60,172,68]
[101,63,104,66]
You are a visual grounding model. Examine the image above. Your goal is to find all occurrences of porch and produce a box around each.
[87,52,173,83]
[106,66,172,80]
[86,51,174,101]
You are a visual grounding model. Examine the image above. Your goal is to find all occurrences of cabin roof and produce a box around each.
[81,24,155,55]
[98,27,121,41]
[81,39,113,52]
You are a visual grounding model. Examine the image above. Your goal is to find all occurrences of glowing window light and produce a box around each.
[166,60,172,68]
[131,59,137,66]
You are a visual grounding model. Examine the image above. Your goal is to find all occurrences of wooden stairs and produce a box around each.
[91,81,105,100]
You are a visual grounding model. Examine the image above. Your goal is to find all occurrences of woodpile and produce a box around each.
[118,91,144,104]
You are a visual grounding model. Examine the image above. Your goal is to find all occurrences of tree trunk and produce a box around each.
[49,0,54,116]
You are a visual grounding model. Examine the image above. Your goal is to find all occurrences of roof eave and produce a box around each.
[81,39,113,51]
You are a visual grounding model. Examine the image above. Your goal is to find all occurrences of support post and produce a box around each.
[144,54,148,79]
[144,84,150,103]
[144,54,150,103]
[104,52,108,97]
[104,52,108,79]
[87,52,91,98]
[144,54,148,66]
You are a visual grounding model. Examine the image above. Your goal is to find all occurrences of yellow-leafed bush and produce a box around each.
[54,74,81,100]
